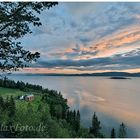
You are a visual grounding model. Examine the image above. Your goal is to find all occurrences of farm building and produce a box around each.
[25,94,34,101]
[19,95,24,100]
[18,94,34,101]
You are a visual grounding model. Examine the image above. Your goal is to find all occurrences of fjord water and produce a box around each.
[9,75,140,137]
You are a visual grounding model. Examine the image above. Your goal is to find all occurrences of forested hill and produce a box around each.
[11,72,140,77]
[0,77,127,138]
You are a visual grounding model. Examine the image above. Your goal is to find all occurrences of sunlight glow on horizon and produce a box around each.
[20,2,140,74]
[18,67,140,74]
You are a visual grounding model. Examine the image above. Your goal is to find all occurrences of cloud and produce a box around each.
[19,2,140,73]
[31,48,140,72]
[46,24,140,61]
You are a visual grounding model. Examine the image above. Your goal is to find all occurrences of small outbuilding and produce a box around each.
[19,95,24,100]
[18,94,34,101]
[25,94,34,101]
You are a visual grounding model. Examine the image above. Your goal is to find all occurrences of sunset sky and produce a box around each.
[20,2,140,74]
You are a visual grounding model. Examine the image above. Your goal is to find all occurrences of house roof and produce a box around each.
[26,94,34,97]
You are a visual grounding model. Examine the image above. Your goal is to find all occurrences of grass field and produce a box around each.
[0,87,25,98]
[16,95,42,111]
[0,86,42,110]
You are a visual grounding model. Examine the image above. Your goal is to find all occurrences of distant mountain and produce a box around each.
[10,72,140,77]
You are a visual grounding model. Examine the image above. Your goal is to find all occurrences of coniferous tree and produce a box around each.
[0,96,5,110]
[27,102,33,113]
[71,110,76,131]
[118,123,127,138]
[75,110,80,132]
[37,103,43,112]
[69,111,73,124]
[5,96,10,111]
[90,112,101,137]
[50,104,55,117]
[8,96,16,117]
[110,128,116,138]
[66,110,70,122]
[73,110,76,122]
[62,107,67,119]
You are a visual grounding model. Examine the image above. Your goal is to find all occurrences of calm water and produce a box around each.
[8,75,140,137]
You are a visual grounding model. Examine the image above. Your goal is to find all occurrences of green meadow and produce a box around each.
[0,78,127,138]
[0,87,24,98]
[0,87,42,111]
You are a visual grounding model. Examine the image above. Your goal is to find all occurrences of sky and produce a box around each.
[20,2,140,74]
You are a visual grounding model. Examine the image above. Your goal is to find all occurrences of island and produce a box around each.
[109,76,131,79]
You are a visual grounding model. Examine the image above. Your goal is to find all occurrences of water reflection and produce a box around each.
[9,75,140,137]
[67,87,140,137]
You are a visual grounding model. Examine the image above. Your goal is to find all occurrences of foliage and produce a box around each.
[118,123,127,138]
[110,128,116,138]
[0,2,58,72]
[77,128,93,138]
[0,78,128,138]
[90,112,102,137]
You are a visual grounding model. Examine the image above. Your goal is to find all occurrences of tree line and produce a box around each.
[0,78,127,138]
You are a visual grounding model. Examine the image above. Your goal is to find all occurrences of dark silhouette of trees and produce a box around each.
[0,78,130,138]
[0,96,5,110]
[90,112,101,137]
[27,102,33,113]
[110,128,116,138]
[75,110,80,132]
[118,123,127,138]
[0,2,58,72]
[37,103,43,112]
[65,110,80,132]
[8,96,16,117]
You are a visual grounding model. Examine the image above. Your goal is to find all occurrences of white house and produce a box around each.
[19,95,24,100]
